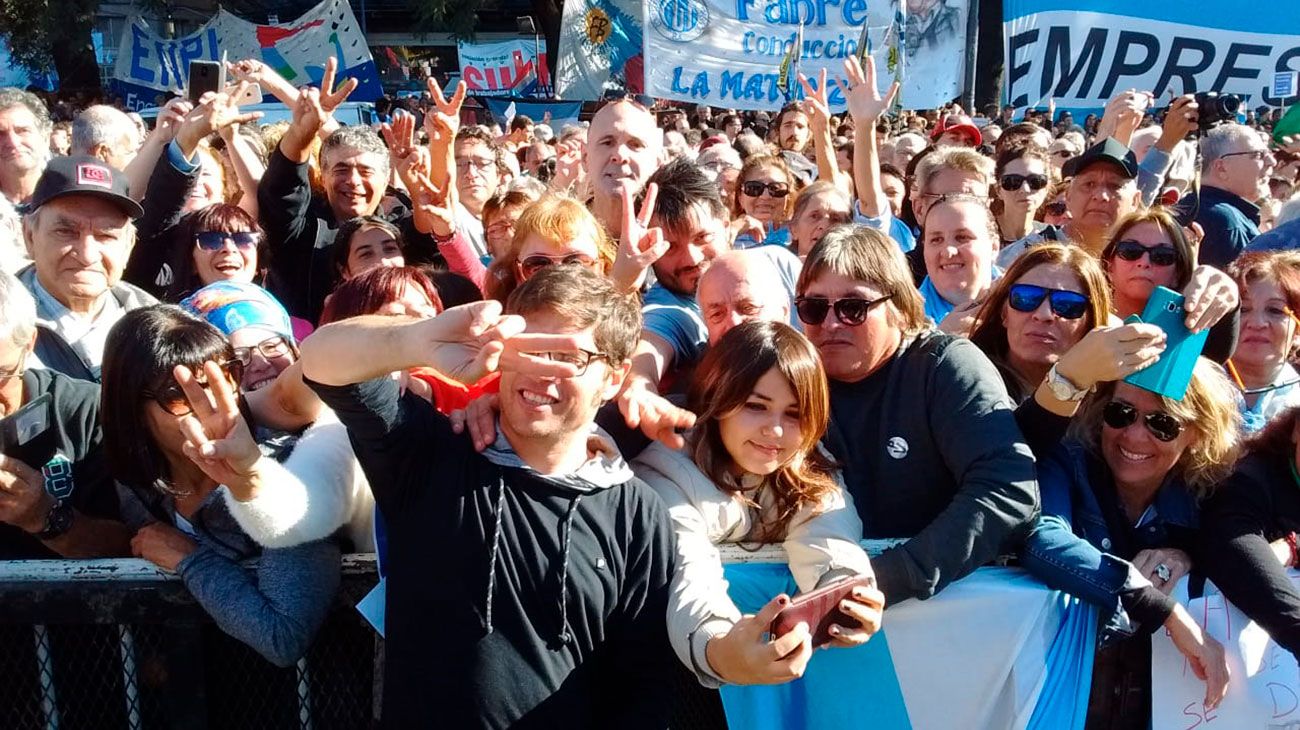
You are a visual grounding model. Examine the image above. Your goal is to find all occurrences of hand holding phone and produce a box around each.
[188,60,225,104]
[0,393,55,471]
[770,575,878,648]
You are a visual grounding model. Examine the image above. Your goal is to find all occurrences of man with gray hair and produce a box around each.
[70,105,141,172]
[259,73,447,322]
[0,267,129,559]
[0,88,51,207]
[19,155,155,381]
[1183,122,1277,267]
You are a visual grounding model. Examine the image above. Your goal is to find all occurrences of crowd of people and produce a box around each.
[2,50,1300,727]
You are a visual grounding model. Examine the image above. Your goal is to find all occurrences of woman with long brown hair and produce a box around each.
[634,320,882,687]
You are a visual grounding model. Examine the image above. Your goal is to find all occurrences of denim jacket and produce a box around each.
[1020,440,1199,641]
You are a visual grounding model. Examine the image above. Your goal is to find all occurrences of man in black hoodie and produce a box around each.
[301,266,677,728]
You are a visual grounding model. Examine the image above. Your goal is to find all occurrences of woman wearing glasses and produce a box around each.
[484,195,615,302]
[1019,360,1239,724]
[793,226,1038,607]
[992,145,1054,251]
[634,321,882,686]
[1101,208,1240,363]
[101,306,341,667]
[125,203,269,304]
[731,155,801,249]
[1225,251,1300,432]
[969,244,1166,458]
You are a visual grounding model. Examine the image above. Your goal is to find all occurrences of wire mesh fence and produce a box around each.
[0,556,728,730]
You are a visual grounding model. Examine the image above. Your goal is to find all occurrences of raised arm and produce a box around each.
[125,97,189,200]
[837,56,899,219]
[798,69,852,195]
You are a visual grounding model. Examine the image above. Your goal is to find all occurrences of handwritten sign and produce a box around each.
[1152,576,1300,730]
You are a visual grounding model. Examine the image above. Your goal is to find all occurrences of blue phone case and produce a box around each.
[1123,286,1208,400]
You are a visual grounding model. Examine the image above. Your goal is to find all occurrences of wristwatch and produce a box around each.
[33,500,73,541]
[1045,364,1091,402]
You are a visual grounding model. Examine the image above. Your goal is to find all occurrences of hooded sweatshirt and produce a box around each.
[308,375,678,729]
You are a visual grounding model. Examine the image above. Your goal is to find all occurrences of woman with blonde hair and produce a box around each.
[634,321,882,687]
[1020,360,1240,725]
[731,154,802,248]
[483,194,616,302]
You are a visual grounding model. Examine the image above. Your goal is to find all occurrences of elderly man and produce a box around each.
[1183,122,1276,267]
[695,249,790,345]
[0,268,127,558]
[70,105,140,172]
[18,155,155,381]
[0,88,50,208]
[584,99,664,235]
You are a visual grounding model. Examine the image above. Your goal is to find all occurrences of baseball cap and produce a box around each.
[930,114,983,146]
[1061,138,1139,179]
[24,155,144,218]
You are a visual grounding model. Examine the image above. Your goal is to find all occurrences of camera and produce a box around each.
[1193,91,1242,130]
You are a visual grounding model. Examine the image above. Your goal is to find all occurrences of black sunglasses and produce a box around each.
[740,181,791,198]
[195,231,260,251]
[144,360,245,416]
[1000,173,1049,192]
[1044,200,1067,216]
[1007,284,1090,320]
[518,253,597,279]
[1102,400,1183,442]
[795,295,892,327]
[1112,240,1177,267]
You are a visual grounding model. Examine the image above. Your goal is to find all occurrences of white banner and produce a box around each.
[1153,576,1300,730]
[1003,0,1300,114]
[457,39,550,95]
[111,0,382,110]
[642,0,968,112]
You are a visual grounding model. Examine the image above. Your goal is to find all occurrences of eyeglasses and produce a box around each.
[232,335,291,366]
[1043,200,1068,217]
[740,181,791,198]
[0,351,27,383]
[1112,240,1177,267]
[1007,284,1090,320]
[195,231,260,251]
[523,350,608,376]
[456,157,497,172]
[518,253,597,279]
[795,295,892,327]
[1102,400,1184,442]
[1051,149,1076,159]
[144,360,244,416]
[1219,149,1273,163]
[1000,173,1049,192]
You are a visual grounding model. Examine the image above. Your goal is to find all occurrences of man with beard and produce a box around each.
[773,103,818,185]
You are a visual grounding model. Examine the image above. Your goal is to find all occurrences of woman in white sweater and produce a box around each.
[633,320,882,688]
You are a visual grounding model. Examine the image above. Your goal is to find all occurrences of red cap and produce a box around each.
[930,114,982,147]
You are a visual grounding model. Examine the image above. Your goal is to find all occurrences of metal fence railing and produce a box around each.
[0,554,728,730]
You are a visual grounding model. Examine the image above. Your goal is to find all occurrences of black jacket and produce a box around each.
[0,369,116,558]
[257,149,441,323]
[123,145,197,301]
[309,375,677,729]
[1199,450,1300,658]
[823,331,1040,605]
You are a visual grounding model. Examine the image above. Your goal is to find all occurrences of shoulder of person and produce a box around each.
[632,440,706,494]
[113,278,159,309]
[28,368,100,421]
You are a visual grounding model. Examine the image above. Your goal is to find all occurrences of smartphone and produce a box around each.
[0,393,56,470]
[1123,286,1209,400]
[226,81,262,107]
[769,575,874,648]
[188,60,224,104]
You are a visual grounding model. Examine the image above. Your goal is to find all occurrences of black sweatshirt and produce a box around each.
[1199,451,1300,658]
[308,375,677,729]
[257,149,440,323]
[822,331,1040,605]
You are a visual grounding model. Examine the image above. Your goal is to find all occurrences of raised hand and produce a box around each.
[409,171,458,238]
[611,183,667,292]
[836,54,899,124]
[550,139,584,191]
[318,56,359,115]
[413,301,588,385]
[423,77,467,145]
[176,85,264,157]
[151,97,193,145]
[174,362,263,499]
[797,68,832,132]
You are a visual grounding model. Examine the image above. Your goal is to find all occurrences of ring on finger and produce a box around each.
[1155,563,1172,583]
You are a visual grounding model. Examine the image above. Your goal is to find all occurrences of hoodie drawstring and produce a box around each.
[556,495,582,645]
[483,475,508,635]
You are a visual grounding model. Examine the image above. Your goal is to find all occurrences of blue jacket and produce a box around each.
[1247,218,1300,253]
[1020,441,1198,640]
[1182,185,1260,268]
